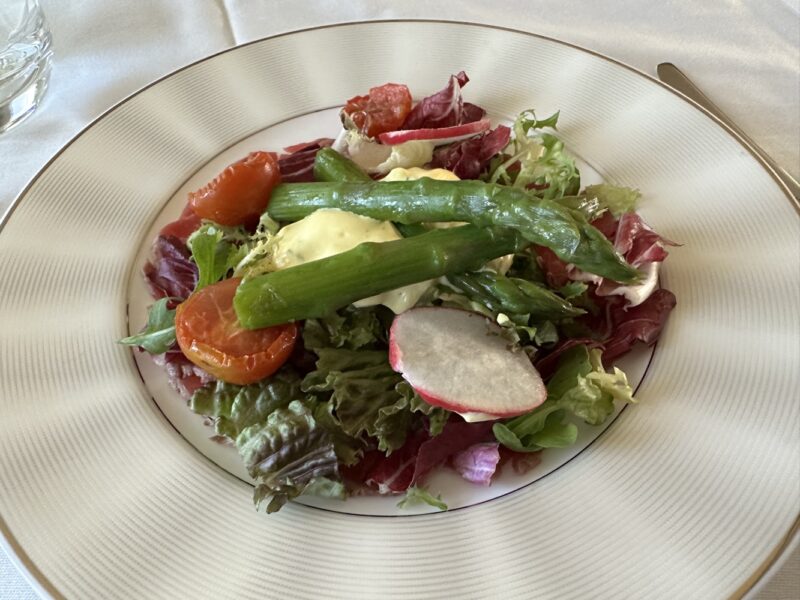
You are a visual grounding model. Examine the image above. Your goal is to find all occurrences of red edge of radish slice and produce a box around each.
[389,307,546,419]
[377,118,491,146]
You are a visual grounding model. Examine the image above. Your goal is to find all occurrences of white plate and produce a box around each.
[1,20,797,599]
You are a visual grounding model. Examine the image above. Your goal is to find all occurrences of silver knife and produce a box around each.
[657,62,800,203]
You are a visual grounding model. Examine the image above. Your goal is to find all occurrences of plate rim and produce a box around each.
[1,18,797,600]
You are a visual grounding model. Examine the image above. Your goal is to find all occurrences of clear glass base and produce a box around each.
[0,55,51,133]
[0,1,52,134]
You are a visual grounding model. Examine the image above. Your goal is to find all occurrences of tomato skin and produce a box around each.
[188,151,280,227]
[342,83,412,138]
[175,278,297,385]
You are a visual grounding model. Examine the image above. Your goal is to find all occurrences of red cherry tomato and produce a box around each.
[188,151,280,227]
[342,83,412,138]
[175,278,297,385]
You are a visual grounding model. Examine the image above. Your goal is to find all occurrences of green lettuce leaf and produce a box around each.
[301,348,407,450]
[559,281,589,300]
[583,183,641,217]
[398,381,450,437]
[189,367,305,439]
[117,298,175,354]
[236,399,341,513]
[188,223,248,290]
[489,110,580,200]
[493,345,634,452]
[232,213,281,280]
[303,305,389,353]
[397,485,448,511]
[517,109,561,131]
[311,399,364,466]
[533,320,559,346]
[301,348,445,453]
[301,477,346,499]
[506,249,548,285]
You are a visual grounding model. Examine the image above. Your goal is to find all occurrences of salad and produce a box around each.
[121,72,677,513]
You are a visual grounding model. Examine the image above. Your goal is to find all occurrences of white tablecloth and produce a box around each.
[1,1,798,598]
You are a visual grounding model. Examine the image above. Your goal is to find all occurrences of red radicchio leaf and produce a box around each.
[348,419,495,494]
[402,71,472,129]
[277,137,334,182]
[533,338,601,380]
[143,235,198,304]
[602,289,677,363]
[152,351,214,400]
[159,204,203,244]
[283,137,334,154]
[498,446,543,475]
[613,213,679,267]
[430,125,511,180]
[452,442,501,485]
[411,419,495,485]
[461,102,487,124]
[579,288,628,338]
[590,211,618,239]
[357,429,429,494]
[534,246,572,289]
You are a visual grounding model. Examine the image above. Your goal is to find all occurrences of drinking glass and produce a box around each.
[0,0,52,133]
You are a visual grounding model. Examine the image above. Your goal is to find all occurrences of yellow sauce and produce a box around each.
[270,208,430,313]
[268,167,511,314]
[381,167,461,182]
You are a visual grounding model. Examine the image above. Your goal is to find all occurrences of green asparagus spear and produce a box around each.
[312,149,426,239]
[394,223,428,238]
[267,179,639,284]
[447,272,584,321]
[313,148,372,183]
[234,225,525,329]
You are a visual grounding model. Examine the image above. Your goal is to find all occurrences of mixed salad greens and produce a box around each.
[121,72,677,513]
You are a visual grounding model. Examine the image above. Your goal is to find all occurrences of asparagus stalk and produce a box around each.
[312,149,427,239]
[267,179,639,284]
[313,148,372,183]
[234,225,525,329]
[447,272,584,321]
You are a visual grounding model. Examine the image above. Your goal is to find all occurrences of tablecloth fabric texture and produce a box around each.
[1,1,798,598]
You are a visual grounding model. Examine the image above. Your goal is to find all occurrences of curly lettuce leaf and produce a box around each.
[584,184,641,217]
[118,298,175,354]
[236,399,342,513]
[559,281,589,300]
[489,110,580,200]
[397,485,448,511]
[302,349,403,446]
[301,348,446,453]
[493,344,633,452]
[231,213,281,280]
[189,368,305,439]
[303,305,389,353]
[397,381,450,437]
[518,109,560,131]
[188,223,249,290]
[311,399,364,466]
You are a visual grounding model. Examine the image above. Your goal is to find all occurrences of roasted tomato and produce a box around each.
[175,278,297,384]
[342,83,412,138]
[188,151,280,227]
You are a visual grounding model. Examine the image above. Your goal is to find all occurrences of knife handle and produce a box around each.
[657,63,799,203]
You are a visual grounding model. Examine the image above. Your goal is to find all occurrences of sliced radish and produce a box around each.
[389,307,546,420]
[377,118,491,146]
